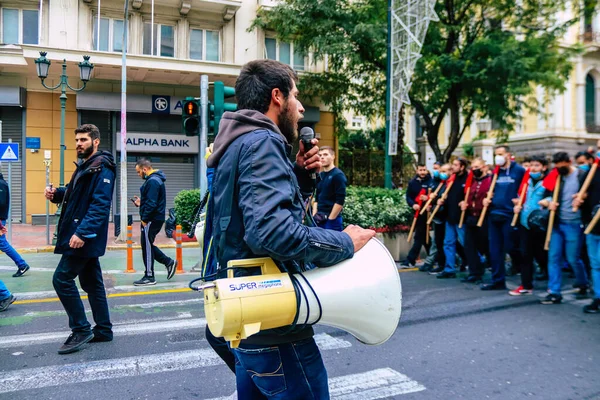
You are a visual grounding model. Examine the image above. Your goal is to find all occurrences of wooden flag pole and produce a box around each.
[458,187,471,229]
[407,215,418,243]
[585,207,600,235]
[426,188,431,245]
[427,180,455,225]
[477,173,498,227]
[573,162,598,212]
[544,178,561,250]
[420,182,443,215]
[511,184,528,227]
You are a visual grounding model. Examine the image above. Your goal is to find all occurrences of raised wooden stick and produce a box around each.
[544,178,561,250]
[511,184,528,227]
[573,161,598,212]
[420,182,443,215]
[477,173,499,227]
[427,180,455,225]
[458,187,471,228]
[426,188,431,245]
[407,215,418,243]
[585,206,600,235]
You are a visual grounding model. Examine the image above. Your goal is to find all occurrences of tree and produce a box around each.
[252,0,586,162]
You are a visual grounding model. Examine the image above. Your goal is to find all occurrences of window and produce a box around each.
[1,8,38,45]
[351,116,365,129]
[92,16,124,52]
[143,23,174,57]
[264,37,305,71]
[586,74,596,128]
[189,29,220,61]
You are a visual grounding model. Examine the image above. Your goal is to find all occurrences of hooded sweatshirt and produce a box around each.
[490,162,526,218]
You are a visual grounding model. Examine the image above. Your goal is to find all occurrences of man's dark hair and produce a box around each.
[235,59,298,113]
[523,156,532,163]
[530,154,548,166]
[575,151,594,161]
[552,152,570,164]
[456,157,469,168]
[434,161,442,166]
[417,162,427,168]
[494,144,510,153]
[75,124,100,141]
[136,158,153,169]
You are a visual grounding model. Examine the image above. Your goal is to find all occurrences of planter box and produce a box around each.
[379,232,428,262]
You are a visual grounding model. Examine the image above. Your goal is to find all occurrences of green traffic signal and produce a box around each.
[211,81,237,135]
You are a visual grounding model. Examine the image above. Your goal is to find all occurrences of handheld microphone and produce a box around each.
[299,127,316,180]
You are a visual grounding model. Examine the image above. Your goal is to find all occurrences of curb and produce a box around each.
[17,242,200,254]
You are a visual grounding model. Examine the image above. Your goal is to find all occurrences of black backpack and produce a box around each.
[527,208,549,233]
[165,208,176,238]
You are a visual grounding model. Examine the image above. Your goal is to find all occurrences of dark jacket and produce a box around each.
[445,172,468,224]
[52,151,116,258]
[207,110,354,345]
[0,173,9,221]
[316,167,347,215]
[490,163,526,217]
[140,170,167,222]
[466,175,492,218]
[581,169,600,235]
[406,174,432,224]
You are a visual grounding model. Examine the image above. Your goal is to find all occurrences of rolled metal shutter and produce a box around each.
[0,108,23,222]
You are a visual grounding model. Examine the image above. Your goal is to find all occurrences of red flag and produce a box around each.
[595,157,600,166]
[493,165,500,175]
[464,171,473,194]
[543,168,559,192]
[414,188,427,218]
[446,173,456,184]
[517,169,531,204]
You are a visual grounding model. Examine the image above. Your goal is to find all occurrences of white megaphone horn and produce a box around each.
[201,238,402,348]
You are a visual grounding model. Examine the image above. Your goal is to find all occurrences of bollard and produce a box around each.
[176,224,184,274]
[125,226,136,273]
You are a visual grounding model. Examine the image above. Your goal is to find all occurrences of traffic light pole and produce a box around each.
[200,75,208,196]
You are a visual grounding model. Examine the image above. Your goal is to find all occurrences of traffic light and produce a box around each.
[210,81,237,135]
[182,98,200,136]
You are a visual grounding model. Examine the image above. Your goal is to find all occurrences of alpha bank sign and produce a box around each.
[117,133,199,154]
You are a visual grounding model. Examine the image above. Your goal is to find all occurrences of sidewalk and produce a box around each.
[6,223,199,253]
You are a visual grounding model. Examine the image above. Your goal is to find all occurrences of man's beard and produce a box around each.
[278,103,298,143]
[77,145,94,159]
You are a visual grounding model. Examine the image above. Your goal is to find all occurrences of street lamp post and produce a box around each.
[34,51,94,187]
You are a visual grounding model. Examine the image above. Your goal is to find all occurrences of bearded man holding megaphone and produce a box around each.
[196,59,402,400]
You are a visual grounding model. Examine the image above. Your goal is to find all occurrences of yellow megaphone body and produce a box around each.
[203,238,402,348]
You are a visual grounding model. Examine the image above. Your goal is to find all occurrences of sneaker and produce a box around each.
[509,286,533,296]
[583,299,600,314]
[12,265,30,278]
[0,294,16,312]
[57,332,94,354]
[398,260,415,269]
[575,287,588,300]
[437,271,456,279]
[535,272,548,281]
[540,293,562,305]
[429,266,444,275]
[90,334,113,343]
[133,276,156,286]
[166,259,176,280]
[480,282,507,291]
[419,263,433,272]
[461,275,482,284]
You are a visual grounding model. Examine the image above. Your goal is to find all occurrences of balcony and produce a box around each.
[580,31,600,45]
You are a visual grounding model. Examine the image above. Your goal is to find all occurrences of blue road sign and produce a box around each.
[26,137,41,149]
[0,143,19,161]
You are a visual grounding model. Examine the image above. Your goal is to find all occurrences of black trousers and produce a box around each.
[52,255,112,338]
[407,215,431,264]
[518,226,548,289]
[464,219,489,278]
[433,222,446,268]
[141,221,171,277]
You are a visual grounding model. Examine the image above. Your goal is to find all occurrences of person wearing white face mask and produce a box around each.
[480,145,526,291]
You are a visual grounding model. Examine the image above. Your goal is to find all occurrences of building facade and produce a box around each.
[0,0,337,223]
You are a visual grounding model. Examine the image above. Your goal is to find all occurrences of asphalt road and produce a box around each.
[0,250,599,400]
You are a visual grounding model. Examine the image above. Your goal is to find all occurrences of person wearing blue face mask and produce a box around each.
[575,151,595,282]
[509,155,549,296]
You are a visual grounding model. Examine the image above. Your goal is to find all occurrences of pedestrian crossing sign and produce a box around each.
[0,143,19,161]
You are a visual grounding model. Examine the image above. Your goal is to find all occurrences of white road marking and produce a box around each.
[0,334,352,394]
[0,318,207,349]
[314,333,352,350]
[113,298,203,309]
[205,368,425,400]
[13,282,192,300]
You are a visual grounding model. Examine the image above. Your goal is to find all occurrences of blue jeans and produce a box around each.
[233,337,329,399]
[52,255,112,337]
[488,216,514,284]
[443,222,465,273]
[0,220,27,269]
[0,279,10,301]
[318,216,343,232]
[586,234,600,300]
[547,223,588,295]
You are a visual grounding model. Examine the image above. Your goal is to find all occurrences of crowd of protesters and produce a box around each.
[401,144,600,314]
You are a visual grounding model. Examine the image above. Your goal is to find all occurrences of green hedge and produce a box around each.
[174,189,201,234]
[343,186,413,233]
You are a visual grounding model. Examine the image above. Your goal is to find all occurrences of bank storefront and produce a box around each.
[78,92,198,220]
